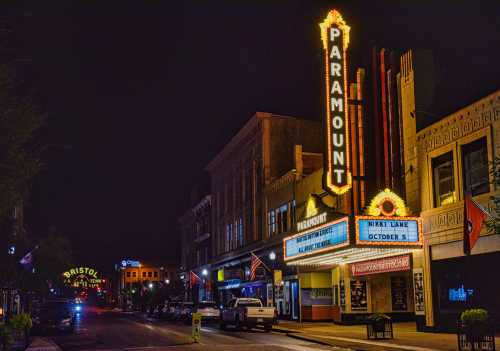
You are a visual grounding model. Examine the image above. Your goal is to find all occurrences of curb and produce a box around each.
[285,332,335,347]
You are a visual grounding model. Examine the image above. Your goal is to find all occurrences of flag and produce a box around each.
[250,252,269,280]
[463,196,489,255]
[19,245,39,270]
[189,271,201,288]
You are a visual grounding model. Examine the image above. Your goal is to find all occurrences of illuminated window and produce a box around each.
[267,209,277,236]
[462,138,489,196]
[238,217,243,247]
[432,152,456,207]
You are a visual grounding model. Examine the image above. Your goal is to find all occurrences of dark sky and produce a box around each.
[9,1,499,272]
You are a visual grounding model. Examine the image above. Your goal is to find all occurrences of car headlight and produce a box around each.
[61,318,72,325]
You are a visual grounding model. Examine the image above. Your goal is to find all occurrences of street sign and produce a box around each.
[192,312,202,343]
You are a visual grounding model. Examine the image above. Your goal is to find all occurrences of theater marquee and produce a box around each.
[355,216,422,246]
[320,10,351,195]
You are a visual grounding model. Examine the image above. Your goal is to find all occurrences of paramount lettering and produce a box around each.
[320,11,351,194]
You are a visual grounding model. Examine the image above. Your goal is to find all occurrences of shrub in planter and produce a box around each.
[460,309,488,327]
[0,323,13,351]
[9,313,33,347]
[457,309,495,351]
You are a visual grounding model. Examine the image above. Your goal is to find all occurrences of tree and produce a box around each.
[0,63,44,223]
[486,156,500,235]
[27,233,75,295]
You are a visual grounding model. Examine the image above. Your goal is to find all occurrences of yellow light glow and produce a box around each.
[305,196,319,218]
[319,10,352,195]
[366,188,409,217]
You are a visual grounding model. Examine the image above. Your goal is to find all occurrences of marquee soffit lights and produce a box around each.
[320,10,352,195]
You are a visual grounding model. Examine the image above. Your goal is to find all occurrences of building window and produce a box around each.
[462,137,489,196]
[142,272,146,278]
[225,223,231,252]
[126,271,131,278]
[196,249,200,266]
[132,271,136,277]
[154,271,158,278]
[290,200,296,227]
[278,204,289,233]
[148,271,152,278]
[432,151,456,207]
[268,209,276,236]
[237,217,243,247]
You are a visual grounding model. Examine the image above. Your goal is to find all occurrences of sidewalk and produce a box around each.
[25,337,61,351]
[273,320,500,351]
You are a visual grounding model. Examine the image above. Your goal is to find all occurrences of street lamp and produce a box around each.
[165,279,170,284]
[269,251,276,309]
[202,269,208,276]
[148,282,153,289]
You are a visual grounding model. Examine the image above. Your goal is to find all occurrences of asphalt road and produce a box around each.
[45,307,350,351]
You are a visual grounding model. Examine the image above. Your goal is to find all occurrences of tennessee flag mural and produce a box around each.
[463,196,489,255]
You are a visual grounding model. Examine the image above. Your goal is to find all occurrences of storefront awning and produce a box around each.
[285,247,418,266]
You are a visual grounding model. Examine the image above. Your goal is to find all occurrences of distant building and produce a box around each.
[116,260,176,307]
[179,194,212,302]
[205,112,322,307]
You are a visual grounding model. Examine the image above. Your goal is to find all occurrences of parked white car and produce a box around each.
[220,298,276,331]
[194,301,220,322]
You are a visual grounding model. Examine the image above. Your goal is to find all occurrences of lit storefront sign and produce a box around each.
[63,267,99,279]
[62,267,102,289]
[284,217,349,261]
[356,216,422,245]
[350,254,411,277]
[121,259,140,268]
[320,10,351,195]
[297,212,327,231]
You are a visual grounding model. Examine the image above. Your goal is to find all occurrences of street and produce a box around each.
[45,308,347,351]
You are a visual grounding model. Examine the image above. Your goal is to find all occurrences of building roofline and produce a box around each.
[204,111,318,172]
[417,89,500,135]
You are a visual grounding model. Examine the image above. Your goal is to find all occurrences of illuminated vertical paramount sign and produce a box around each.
[320,10,351,195]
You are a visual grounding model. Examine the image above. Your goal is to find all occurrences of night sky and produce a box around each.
[9,1,499,271]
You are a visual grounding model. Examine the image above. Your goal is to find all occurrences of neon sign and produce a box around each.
[320,10,351,195]
[63,267,99,279]
[297,212,327,231]
[63,267,102,289]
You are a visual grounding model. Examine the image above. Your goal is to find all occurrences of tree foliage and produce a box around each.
[0,63,44,222]
[486,156,500,235]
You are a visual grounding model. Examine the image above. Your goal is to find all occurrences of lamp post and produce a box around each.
[269,251,276,308]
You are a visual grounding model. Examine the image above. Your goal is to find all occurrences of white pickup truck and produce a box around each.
[219,298,276,331]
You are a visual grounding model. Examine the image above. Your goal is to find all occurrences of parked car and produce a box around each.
[220,298,276,331]
[32,300,75,334]
[164,302,180,320]
[179,302,194,323]
[193,301,220,322]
